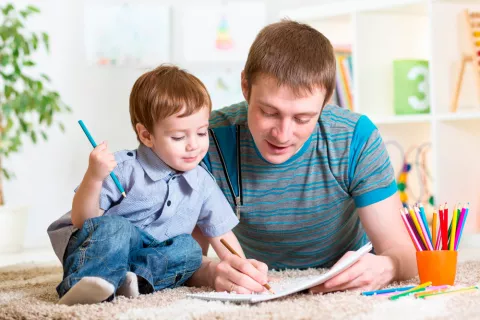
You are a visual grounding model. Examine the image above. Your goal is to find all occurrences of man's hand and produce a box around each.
[211,254,269,294]
[309,252,395,294]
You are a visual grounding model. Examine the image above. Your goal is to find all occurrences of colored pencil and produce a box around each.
[406,212,426,250]
[449,204,458,251]
[454,204,466,250]
[456,203,470,250]
[220,238,275,294]
[409,206,428,249]
[415,206,433,250]
[361,285,415,296]
[389,282,432,301]
[414,285,451,298]
[419,204,432,244]
[442,203,449,250]
[78,120,126,198]
[401,212,422,251]
[420,286,478,299]
[432,211,438,250]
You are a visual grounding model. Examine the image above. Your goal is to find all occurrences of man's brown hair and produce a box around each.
[129,65,211,140]
[244,19,336,106]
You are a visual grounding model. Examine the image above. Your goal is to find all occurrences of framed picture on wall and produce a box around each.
[182,2,266,63]
[84,0,170,67]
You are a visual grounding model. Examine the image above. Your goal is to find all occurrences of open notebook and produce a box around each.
[187,242,373,303]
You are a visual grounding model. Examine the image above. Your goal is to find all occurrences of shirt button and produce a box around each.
[172,176,176,180]
[127,152,133,156]
[167,200,171,206]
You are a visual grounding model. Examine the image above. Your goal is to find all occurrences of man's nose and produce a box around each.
[271,119,292,143]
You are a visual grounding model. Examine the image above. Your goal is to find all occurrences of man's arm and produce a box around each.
[358,192,417,281]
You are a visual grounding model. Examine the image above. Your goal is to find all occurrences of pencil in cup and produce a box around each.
[78,120,126,198]
[219,238,275,294]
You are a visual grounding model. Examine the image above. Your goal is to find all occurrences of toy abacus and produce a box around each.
[450,9,480,112]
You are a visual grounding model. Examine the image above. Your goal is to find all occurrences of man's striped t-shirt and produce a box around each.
[203,101,397,269]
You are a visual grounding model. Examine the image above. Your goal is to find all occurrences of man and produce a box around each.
[187,19,416,294]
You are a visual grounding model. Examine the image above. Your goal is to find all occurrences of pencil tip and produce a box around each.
[122,192,126,198]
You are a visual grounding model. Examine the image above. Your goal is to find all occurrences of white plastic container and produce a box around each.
[0,205,28,253]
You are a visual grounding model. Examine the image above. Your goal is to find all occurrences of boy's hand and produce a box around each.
[87,141,117,182]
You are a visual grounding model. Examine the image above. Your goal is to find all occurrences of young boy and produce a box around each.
[47,65,244,305]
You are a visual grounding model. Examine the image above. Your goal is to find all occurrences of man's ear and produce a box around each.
[241,70,249,102]
[135,123,154,148]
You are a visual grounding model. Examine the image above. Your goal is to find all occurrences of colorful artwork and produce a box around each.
[84,1,170,67]
[216,15,234,51]
[182,2,266,62]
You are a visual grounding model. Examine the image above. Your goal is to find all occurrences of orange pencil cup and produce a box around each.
[416,250,458,286]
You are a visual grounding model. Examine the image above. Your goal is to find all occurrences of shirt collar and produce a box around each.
[136,144,199,190]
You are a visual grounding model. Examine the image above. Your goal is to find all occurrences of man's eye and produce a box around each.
[262,110,277,117]
[295,118,310,124]
[171,136,185,141]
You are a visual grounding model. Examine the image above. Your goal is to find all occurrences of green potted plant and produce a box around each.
[0,3,70,252]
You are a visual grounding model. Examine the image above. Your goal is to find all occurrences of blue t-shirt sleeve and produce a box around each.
[196,175,239,237]
[348,115,398,207]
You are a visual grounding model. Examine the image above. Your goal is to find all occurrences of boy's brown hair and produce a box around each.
[244,19,336,106]
[129,65,211,140]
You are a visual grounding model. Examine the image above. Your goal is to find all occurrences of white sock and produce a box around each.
[116,271,139,298]
[58,277,114,306]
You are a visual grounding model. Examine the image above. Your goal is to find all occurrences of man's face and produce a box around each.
[244,73,325,164]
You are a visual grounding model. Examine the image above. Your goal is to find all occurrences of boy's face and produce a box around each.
[242,73,325,164]
[138,107,210,172]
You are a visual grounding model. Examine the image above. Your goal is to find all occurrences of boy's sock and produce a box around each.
[58,277,115,305]
[116,271,139,298]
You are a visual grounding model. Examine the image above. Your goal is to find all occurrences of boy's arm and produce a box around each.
[208,231,246,260]
[71,142,116,229]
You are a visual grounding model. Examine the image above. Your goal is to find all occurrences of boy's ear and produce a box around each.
[241,70,249,102]
[136,123,154,148]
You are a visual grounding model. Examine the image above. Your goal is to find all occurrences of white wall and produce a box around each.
[2,0,332,249]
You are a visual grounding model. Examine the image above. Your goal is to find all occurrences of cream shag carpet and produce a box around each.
[1,261,480,320]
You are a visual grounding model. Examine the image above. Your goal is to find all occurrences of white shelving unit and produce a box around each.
[279,0,480,240]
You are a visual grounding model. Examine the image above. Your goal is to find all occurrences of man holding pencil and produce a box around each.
[187,19,417,294]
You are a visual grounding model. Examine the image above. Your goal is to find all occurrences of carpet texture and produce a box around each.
[1,261,480,320]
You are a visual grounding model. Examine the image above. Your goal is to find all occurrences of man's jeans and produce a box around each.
[56,215,202,298]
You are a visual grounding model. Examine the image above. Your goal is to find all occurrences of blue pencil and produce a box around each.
[78,120,126,198]
[361,285,415,296]
[419,205,432,244]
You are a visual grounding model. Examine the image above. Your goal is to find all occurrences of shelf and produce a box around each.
[278,0,426,21]
[369,114,432,125]
[437,111,480,122]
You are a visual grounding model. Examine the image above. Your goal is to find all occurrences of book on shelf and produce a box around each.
[330,46,354,111]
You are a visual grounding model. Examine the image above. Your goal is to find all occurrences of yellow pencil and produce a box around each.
[408,206,428,249]
[389,282,432,300]
[420,286,478,299]
[449,204,458,251]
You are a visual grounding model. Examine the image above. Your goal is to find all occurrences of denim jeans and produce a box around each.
[56,215,202,298]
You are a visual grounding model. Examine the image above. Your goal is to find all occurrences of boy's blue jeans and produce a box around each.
[56,215,202,299]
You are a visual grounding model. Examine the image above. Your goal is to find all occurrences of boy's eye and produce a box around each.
[171,136,185,141]
[198,132,208,137]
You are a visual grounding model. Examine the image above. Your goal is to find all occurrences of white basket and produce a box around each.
[0,205,28,253]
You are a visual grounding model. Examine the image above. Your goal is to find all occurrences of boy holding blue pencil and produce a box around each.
[47,65,246,305]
